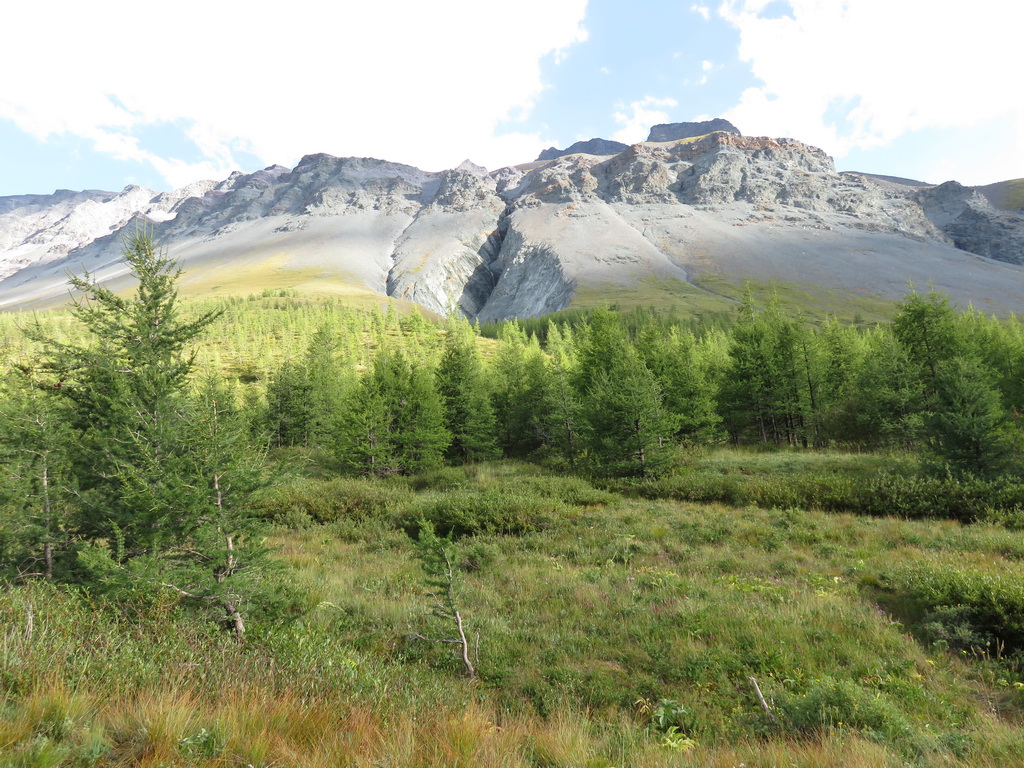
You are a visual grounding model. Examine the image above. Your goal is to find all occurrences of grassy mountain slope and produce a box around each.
[976,178,1024,211]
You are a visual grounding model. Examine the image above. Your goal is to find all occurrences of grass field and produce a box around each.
[3,453,1023,767]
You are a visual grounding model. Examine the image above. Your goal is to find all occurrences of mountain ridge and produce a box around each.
[2,125,1023,318]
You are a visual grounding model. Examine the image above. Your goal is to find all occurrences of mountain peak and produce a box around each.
[536,138,630,162]
[454,159,489,176]
[646,119,741,142]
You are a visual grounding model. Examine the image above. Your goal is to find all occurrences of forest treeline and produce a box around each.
[260,281,1024,482]
[2,231,1023,626]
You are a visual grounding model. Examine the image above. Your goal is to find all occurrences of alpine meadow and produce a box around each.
[0,227,1023,768]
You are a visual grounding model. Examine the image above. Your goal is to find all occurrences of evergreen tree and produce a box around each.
[719,292,817,446]
[28,230,271,637]
[927,357,1018,477]
[574,310,678,476]
[960,310,1024,415]
[0,375,75,580]
[583,358,679,476]
[892,287,1017,473]
[719,293,780,444]
[336,381,392,475]
[815,316,868,445]
[436,318,498,463]
[264,360,311,447]
[490,323,553,457]
[303,326,353,449]
[29,229,221,553]
[399,363,451,473]
[264,326,353,450]
[543,344,583,468]
[537,323,584,467]
[892,287,965,388]
[847,328,925,448]
[637,324,721,444]
[337,347,449,475]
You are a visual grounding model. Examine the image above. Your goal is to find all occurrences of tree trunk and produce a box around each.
[42,459,53,579]
[224,599,246,643]
[214,528,244,642]
[454,609,475,678]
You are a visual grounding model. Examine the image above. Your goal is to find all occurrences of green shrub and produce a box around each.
[776,677,913,742]
[501,475,618,507]
[255,479,415,526]
[610,467,1024,523]
[459,538,500,572]
[880,557,1024,655]
[398,489,562,538]
[406,466,467,492]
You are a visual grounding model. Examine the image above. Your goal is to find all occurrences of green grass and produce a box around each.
[690,275,901,326]
[570,276,738,323]
[571,272,902,327]
[4,457,1022,766]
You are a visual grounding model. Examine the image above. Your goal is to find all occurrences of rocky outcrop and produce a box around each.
[915,181,1024,265]
[387,167,506,316]
[646,119,740,142]
[944,207,1024,265]
[0,185,179,281]
[536,138,630,161]
[473,220,575,321]
[508,134,941,241]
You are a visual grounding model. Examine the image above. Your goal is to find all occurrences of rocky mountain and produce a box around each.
[2,126,1024,318]
[535,122,743,162]
[0,182,213,282]
[536,138,630,161]
[913,181,1024,265]
[646,119,740,142]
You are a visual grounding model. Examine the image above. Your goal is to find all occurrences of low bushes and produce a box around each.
[879,556,1024,657]
[397,489,562,538]
[254,478,415,527]
[611,470,1024,523]
[776,677,915,743]
[256,466,617,537]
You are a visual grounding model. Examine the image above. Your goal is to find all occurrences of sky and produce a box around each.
[1,0,1021,197]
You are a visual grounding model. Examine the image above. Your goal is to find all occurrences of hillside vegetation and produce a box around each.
[1,233,1024,766]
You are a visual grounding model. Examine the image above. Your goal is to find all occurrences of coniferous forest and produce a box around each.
[1,233,1024,766]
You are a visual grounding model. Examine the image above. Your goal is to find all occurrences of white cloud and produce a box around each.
[0,0,589,188]
[612,96,678,143]
[718,0,1024,182]
[691,4,711,21]
[697,60,715,85]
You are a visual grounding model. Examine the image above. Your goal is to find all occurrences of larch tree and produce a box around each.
[574,310,678,476]
[435,317,498,463]
[30,228,221,553]
[30,229,269,638]
[336,346,449,475]
[0,375,75,580]
[490,322,553,457]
